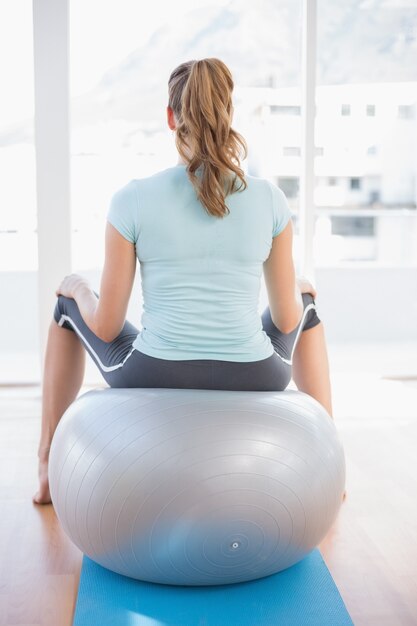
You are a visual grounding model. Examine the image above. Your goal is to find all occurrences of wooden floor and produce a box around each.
[1,344,417,625]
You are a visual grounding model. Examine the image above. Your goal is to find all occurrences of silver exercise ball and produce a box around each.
[49,388,346,586]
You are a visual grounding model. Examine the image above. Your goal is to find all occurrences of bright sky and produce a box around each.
[0,0,228,129]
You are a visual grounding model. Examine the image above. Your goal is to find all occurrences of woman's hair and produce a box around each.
[168,58,248,218]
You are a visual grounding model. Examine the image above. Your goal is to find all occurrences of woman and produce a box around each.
[33,58,333,505]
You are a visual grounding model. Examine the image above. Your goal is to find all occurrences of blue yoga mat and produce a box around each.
[73,548,353,626]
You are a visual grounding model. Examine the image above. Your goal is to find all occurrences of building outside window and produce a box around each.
[397,104,414,119]
[369,190,380,204]
[331,216,375,238]
[283,146,301,156]
[277,177,299,199]
[270,105,301,115]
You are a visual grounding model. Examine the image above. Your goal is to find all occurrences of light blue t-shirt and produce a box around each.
[106,164,292,361]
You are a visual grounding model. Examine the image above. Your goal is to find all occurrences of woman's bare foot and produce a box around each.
[33,458,52,505]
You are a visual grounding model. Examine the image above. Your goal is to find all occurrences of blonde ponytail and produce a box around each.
[168,58,248,217]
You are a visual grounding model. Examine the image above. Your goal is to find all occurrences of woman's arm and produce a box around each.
[263,219,304,334]
[57,222,137,342]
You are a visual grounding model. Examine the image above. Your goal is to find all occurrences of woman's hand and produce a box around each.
[55,274,92,299]
[296,276,317,299]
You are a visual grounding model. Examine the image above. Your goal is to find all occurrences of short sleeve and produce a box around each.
[106,180,139,244]
[268,181,292,238]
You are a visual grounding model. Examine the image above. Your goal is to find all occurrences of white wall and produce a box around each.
[1,272,40,354]
[314,266,417,342]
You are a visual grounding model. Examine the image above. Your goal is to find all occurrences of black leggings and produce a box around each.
[53,293,321,391]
